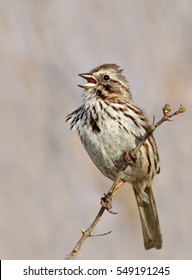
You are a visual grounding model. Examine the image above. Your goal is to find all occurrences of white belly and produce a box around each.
[79,117,144,181]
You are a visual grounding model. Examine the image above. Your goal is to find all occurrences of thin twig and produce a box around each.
[132,104,186,157]
[65,104,186,260]
[89,230,112,237]
[66,175,124,260]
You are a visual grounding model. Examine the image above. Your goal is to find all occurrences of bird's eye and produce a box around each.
[103,75,110,80]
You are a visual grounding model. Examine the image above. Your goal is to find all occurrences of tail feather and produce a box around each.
[133,186,162,250]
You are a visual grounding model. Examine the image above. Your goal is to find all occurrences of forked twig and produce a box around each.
[66,104,186,260]
[66,176,124,260]
[132,104,186,157]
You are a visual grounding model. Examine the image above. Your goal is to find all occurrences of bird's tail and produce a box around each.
[133,186,162,249]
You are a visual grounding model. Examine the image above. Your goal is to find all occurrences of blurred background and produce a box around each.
[0,0,191,259]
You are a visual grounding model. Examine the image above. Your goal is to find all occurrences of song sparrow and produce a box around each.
[66,64,162,250]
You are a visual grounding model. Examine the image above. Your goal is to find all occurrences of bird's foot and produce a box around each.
[101,193,117,214]
[124,149,136,166]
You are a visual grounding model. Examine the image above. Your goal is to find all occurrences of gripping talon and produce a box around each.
[124,149,136,165]
[101,194,117,214]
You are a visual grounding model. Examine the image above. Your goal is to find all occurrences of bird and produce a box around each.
[66,63,162,250]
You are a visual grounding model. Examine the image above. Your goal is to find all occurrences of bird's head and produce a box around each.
[78,63,132,101]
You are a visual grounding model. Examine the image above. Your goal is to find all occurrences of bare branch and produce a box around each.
[132,104,186,157]
[66,176,124,260]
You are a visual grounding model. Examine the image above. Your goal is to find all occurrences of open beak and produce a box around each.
[78,73,97,89]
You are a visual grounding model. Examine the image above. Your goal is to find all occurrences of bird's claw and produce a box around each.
[124,149,136,166]
[101,193,117,214]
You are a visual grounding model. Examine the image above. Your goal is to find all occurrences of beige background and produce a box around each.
[0,0,192,259]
